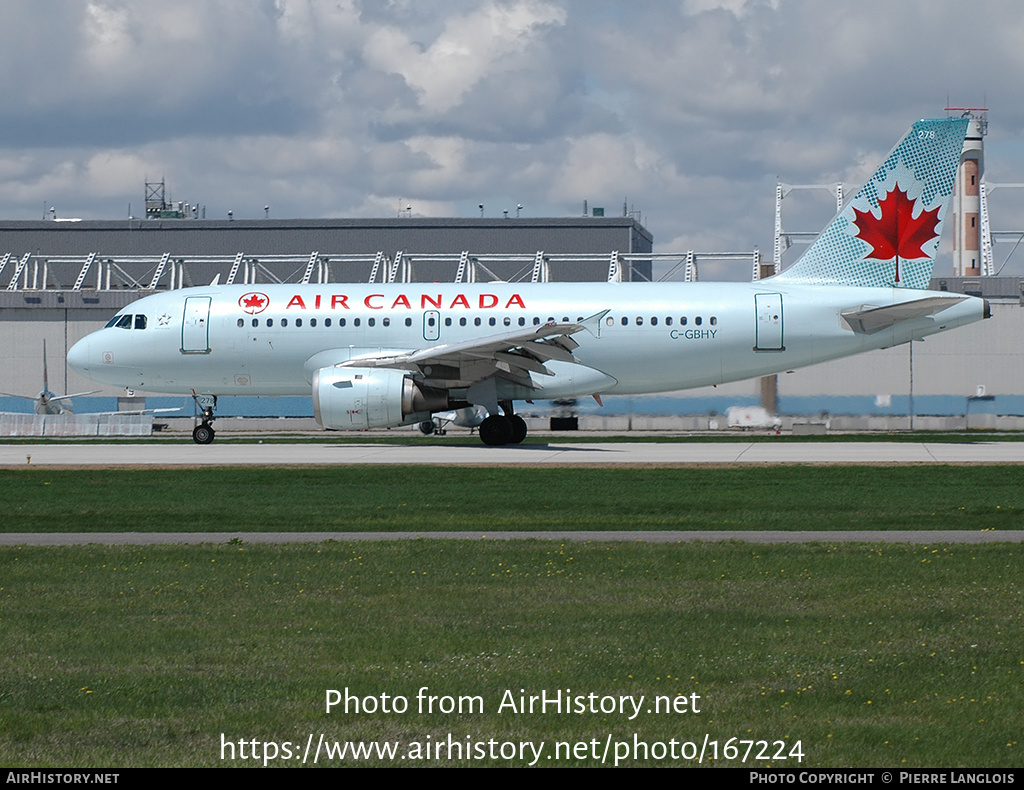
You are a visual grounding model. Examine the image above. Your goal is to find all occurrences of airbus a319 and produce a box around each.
[67,118,987,445]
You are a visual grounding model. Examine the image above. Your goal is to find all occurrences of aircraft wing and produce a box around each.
[338,320,589,390]
[43,391,101,402]
[107,406,185,416]
[840,296,968,335]
[0,390,98,402]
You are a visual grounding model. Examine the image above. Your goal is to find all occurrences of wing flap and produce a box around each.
[336,321,589,387]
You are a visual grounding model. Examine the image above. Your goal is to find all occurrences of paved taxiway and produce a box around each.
[5,440,1024,466]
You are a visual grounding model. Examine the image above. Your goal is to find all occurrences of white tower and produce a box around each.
[950,109,987,276]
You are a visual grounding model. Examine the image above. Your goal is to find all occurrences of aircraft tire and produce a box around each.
[418,420,435,436]
[479,415,513,446]
[192,424,215,445]
[509,414,528,444]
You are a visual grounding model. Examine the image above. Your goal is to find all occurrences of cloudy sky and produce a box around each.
[3,0,1024,275]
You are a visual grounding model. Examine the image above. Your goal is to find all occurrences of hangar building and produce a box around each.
[0,215,654,414]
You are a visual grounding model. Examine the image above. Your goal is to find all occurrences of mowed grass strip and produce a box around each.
[1,541,1022,767]
[2,465,1023,532]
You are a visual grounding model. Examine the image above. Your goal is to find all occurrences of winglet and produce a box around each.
[579,309,610,338]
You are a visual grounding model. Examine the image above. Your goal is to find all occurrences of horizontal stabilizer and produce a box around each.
[840,296,966,335]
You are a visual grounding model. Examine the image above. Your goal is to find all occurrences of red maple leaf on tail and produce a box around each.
[852,185,941,282]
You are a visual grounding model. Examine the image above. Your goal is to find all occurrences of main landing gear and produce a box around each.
[190,390,216,445]
[479,401,528,446]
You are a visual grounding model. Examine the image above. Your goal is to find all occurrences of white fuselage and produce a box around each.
[67,281,986,403]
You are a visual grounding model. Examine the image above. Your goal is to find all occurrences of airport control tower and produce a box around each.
[949,108,987,276]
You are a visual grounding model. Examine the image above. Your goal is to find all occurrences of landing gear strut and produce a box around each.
[190,390,216,445]
[479,401,527,446]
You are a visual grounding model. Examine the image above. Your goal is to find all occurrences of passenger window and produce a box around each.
[237,318,244,328]
[325,318,332,327]
[383,318,390,327]
[605,317,614,327]
[680,317,687,326]
[710,316,718,325]
[489,318,496,326]
[368,318,375,327]
[695,316,702,326]
[460,318,467,327]
[267,318,274,327]
[444,318,452,327]
[519,317,526,326]
[621,316,628,326]
[354,318,361,327]
[252,319,259,327]
[651,317,658,326]
[310,318,317,327]
[534,317,541,325]
[503,317,511,326]
[405,318,412,327]
[281,318,288,327]
[339,318,346,327]
[296,318,303,327]
[135,315,147,330]
[636,317,643,325]
[666,317,673,326]
[475,318,482,326]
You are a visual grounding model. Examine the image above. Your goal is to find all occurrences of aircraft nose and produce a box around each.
[67,336,90,375]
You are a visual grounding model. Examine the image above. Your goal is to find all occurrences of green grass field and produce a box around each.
[3,465,1024,533]
[2,541,1022,767]
[2,465,1023,768]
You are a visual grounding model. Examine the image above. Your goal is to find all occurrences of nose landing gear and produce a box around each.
[190,390,216,445]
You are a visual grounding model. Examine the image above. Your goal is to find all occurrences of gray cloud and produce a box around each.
[1,0,1023,276]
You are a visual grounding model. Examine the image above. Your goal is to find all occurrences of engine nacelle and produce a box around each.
[312,366,449,430]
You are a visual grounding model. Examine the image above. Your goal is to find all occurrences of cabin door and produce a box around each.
[181,296,212,353]
[754,293,784,351]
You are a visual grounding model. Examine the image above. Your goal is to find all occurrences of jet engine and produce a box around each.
[312,366,449,430]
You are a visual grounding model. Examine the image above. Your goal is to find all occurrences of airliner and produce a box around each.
[2,341,98,414]
[67,118,987,445]
[0,341,182,419]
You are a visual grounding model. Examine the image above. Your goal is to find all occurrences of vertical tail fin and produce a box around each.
[774,118,969,289]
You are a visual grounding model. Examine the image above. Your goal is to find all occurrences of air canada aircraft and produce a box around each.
[68,118,988,445]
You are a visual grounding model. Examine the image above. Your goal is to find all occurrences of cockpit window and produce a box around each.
[106,314,148,329]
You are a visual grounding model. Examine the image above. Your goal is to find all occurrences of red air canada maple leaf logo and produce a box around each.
[852,185,941,282]
[239,291,269,314]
